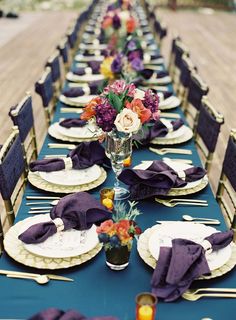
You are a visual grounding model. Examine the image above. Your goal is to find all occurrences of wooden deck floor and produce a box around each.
[0,8,235,222]
[158,8,236,192]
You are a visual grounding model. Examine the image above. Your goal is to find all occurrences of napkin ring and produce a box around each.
[83,85,91,96]
[177,170,186,180]
[53,218,64,232]
[202,240,212,255]
[63,157,73,170]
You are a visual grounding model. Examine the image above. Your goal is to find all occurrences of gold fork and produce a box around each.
[155,198,208,207]
[149,147,192,155]
[182,290,236,301]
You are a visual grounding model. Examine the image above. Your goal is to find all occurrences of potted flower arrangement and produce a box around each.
[96,201,142,270]
[80,79,159,199]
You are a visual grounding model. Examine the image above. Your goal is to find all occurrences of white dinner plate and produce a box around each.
[79,43,107,50]
[39,165,101,186]
[143,75,172,85]
[55,121,98,139]
[133,160,205,191]
[59,94,96,107]
[74,54,104,62]
[20,214,99,258]
[159,96,181,110]
[66,72,105,83]
[148,222,232,271]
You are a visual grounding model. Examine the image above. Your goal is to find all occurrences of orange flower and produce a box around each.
[102,16,113,29]
[96,219,114,234]
[126,98,151,124]
[126,17,136,34]
[80,96,102,120]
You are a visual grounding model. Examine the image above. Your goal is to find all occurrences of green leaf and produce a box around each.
[108,91,123,112]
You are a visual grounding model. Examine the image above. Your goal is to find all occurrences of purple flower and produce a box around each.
[112,14,121,30]
[131,58,144,71]
[143,89,159,119]
[111,54,123,74]
[127,49,143,62]
[127,40,137,51]
[95,101,117,132]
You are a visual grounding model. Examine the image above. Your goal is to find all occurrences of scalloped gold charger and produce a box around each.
[28,167,107,193]
[59,94,96,107]
[4,218,102,269]
[151,125,193,145]
[137,225,236,280]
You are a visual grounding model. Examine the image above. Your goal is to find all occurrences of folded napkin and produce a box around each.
[19,192,112,244]
[29,308,118,320]
[141,70,169,80]
[151,230,233,302]
[133,119,184,146]
[118,160,206,200]
[59,118,87,128]
[29,141,110,172]
[62,81,102,97]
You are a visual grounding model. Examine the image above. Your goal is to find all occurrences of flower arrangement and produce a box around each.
[96,201,142,251]
[80,79,159,133]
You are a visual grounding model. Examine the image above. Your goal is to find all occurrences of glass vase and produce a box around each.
[105,244,132,271]
[105,129,132,200]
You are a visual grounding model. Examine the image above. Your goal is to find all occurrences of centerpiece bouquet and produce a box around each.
[100,35,144,81]
[96,201,142,270]
[81,79,159,199]
[101,1,137,49]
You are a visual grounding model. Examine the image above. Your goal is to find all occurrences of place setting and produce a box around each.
[3,192,112,270]
[27,141,108,193]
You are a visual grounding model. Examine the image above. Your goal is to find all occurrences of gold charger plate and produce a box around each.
[28,167,107,193]
[59,94,96,107]
[137,225,236,279]
[4,218,102,269]
[48,123,100,142]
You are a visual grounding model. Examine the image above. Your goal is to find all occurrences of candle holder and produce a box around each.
[100,188,115,210]
[136,292,157,320]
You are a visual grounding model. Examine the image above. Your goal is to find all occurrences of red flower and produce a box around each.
[126,98,152,124]
[126,17,136,34]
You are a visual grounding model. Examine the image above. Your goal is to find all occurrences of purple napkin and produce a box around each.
[19,192,112,244]
[151,230,233,302]
[29,141,110,172]
[62,87,85,97]
[87,61,101,74]
[118,160,206,200]
[29,308,118,320]
[62,81,102,98]
[133,119,184,146]
[59,118,87,128]
[141,69,169,80]
[73,67,86,76]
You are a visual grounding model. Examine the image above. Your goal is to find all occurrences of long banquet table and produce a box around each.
[0,3,236,320]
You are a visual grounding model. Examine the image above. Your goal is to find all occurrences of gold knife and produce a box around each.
[0,270,74,282]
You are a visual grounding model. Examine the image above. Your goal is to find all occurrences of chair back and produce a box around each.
[168,36,181,77]
[216,129,236,230]
[153,18,167,49]
[45,50,62,96]
[35,67,55,125]
[172,39,190,91]
[57,37,70,72]
[195,96,224,171]
[183,71,209,131]
[9,93,38,164]
[0,127,27,250]
[67,24,78,58]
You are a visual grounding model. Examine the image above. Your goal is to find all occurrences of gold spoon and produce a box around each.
[7,274,49,285]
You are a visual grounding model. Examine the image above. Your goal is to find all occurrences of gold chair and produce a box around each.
[194,96,224,172]
[183,71,209,132]
[45,50,62,100]
[9,93,38,165]
[216,129,236,233]
[0,127,27,251]
[35,67,55,126]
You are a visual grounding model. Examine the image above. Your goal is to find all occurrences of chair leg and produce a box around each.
[3,200,15,226]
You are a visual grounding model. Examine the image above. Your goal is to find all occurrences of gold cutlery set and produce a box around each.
[182,288,236,301]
